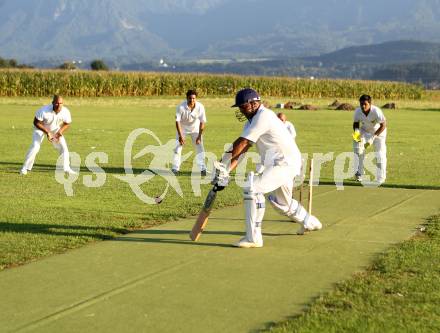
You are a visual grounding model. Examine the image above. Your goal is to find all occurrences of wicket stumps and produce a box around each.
[297,158,313,214]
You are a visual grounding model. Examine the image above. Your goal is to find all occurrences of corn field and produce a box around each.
[0,69,423,99]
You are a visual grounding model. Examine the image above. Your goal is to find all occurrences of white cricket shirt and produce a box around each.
[175,101,207,134]
[241,106,301,167]
[35,104,72,133]
[353,105,386,136]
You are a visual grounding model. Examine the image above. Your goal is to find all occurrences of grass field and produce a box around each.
[0,95,439,331]
[266,215,440,333]
[0,96,439,269]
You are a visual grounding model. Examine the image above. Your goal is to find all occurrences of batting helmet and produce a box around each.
[231,88,261,107]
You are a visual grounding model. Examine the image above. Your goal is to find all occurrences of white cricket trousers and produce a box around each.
[242,163,303,244]
[353,131,387,182]
[172,132,206,171]
[22,129,71,171]
[253,163,299,201]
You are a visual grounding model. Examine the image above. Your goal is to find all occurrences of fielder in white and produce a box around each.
[352,94,387,184]
[172,89,207,175]
[20,95,76,175]
[213,88,322,248]
[277,112,296,140]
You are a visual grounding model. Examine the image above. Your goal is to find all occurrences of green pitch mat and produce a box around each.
[1,186,439,332]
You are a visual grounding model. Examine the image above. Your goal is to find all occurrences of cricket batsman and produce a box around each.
[212,88,322,248]
[352,94,387,184]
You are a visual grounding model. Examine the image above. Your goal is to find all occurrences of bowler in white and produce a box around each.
[20,95,76,175]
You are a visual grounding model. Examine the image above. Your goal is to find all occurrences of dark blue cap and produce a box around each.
[231,88,261,107]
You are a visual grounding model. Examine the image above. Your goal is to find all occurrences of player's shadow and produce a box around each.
[0,220,248,248]
[304,179,440,190]
[4,162,438,189]
[0,221,126,239]
[1,162,55,172]
[113,227,297,248]
[0,162,166,176]
[209,217,289,223]
[113,229,239,248]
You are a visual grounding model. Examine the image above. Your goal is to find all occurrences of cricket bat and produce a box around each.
[189,185,219,241]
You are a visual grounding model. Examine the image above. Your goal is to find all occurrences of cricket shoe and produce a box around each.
[354,172,362,182]
[376,177,386,185]
[233,237,263,248]
[297,215,322,235]
[171,169,179,176]
[20,168,28,175]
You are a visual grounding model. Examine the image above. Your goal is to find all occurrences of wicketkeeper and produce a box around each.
[213,88,322,248]
[352,94,387,184]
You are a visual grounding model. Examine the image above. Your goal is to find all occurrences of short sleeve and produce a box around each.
[199,103,207,123]
[62,107,72,124]
[375,107,386,123]
[175,105,182,121]
[353,108,361,122]
[34,106,45,121]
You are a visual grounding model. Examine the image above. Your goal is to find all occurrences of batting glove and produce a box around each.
[212,161,230,190]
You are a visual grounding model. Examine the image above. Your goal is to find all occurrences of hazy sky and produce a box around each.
[1,0,439,62]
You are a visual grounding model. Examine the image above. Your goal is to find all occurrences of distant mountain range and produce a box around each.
[306,40,440,65]
[2,0,440,65]
[123,40,440,87]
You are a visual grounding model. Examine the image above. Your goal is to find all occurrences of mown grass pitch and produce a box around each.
[0,96,439,269]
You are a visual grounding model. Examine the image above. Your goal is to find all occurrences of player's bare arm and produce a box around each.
[56,122,70,139]
[222,137,252,172]
[196,122,205,144]
[353,121,360,131]
[175,121,185,145]
[33,117,53,140]
[375,121,386,136]
[33,117,48,134]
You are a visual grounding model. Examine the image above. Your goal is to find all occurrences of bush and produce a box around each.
[90,60,109,71]
[59,62,76,70]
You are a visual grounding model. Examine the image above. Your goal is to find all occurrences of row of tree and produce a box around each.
[122,59,440,88]
[142,60,440,88]
[370,63,440,88]
[59,59,109,71]
[0,56,109,71]
[3,55,440,88]
[0,57,32,68]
